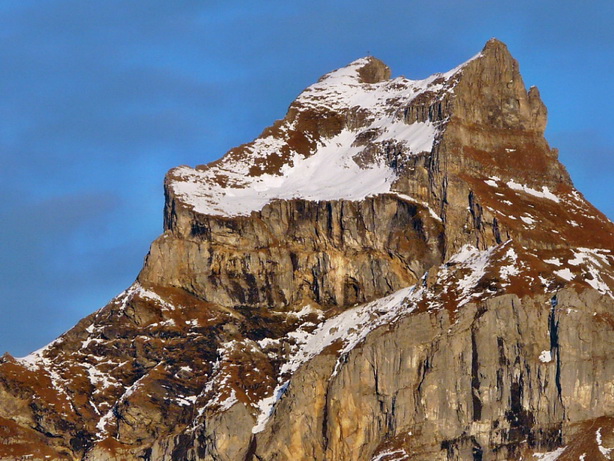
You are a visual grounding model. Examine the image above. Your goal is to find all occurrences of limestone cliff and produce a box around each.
[0,39,613,461]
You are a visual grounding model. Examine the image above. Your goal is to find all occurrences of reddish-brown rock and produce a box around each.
[0,39,612,461]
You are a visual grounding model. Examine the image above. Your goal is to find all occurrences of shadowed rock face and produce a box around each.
[0,39,613,461]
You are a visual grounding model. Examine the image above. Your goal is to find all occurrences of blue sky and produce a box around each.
[1,1,612,356]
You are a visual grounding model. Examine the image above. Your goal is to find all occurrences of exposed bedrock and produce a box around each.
[252,289,614,460]
[121,288,614,461]
[141,195,445,311]
[1,39,613,461]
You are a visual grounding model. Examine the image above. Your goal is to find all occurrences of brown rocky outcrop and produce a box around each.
[0,39,612,460]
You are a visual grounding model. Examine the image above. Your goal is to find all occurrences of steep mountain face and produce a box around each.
[1,39,613,461]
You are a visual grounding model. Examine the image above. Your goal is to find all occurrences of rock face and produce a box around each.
[1,39,613,461]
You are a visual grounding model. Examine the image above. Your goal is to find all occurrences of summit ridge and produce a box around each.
[167,49,479,218]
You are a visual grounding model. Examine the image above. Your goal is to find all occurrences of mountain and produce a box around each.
[1,38,613,461]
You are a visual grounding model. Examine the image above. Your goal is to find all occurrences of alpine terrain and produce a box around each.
[1,39,613,461]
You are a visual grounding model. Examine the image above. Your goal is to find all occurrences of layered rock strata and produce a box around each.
[0,39,612,461]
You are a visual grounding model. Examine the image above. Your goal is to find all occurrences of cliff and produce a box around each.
[0,39,612,461]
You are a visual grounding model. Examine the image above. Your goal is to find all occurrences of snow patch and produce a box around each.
[500,248,520,279]
[539,350,552,363]
[506,180,560,203]
[84,362,117,390]
[290,304,324,320]
[252,383,289,433]
[16,347,71,402]
[392,193,441,221]
[566,248,613,297]
[173,122,436,217]
[217,389,237,412]
[448,244,499,306]
[175,395,198,407]
[95,410,115,439]
[554,268,574,282]
[532,447,566,460]
[372,449,409,461]
[136,284,178,311]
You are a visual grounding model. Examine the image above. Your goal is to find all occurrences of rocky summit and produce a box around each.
[1,39,613,461]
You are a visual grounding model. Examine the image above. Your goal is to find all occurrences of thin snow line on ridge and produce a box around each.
[391,192,442,221]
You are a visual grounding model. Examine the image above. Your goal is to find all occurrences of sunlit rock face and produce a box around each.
[1,39,613,461]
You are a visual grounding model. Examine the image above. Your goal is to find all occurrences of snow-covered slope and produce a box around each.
[169,54,479,217]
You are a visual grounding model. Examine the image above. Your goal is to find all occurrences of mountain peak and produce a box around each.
[165,39,563,224]
[355,56,391,83]
[1,41,613,461]
[482,37,510,53]
[162,39,609,254]
[318,56,391,85]
[166,55,462,219]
